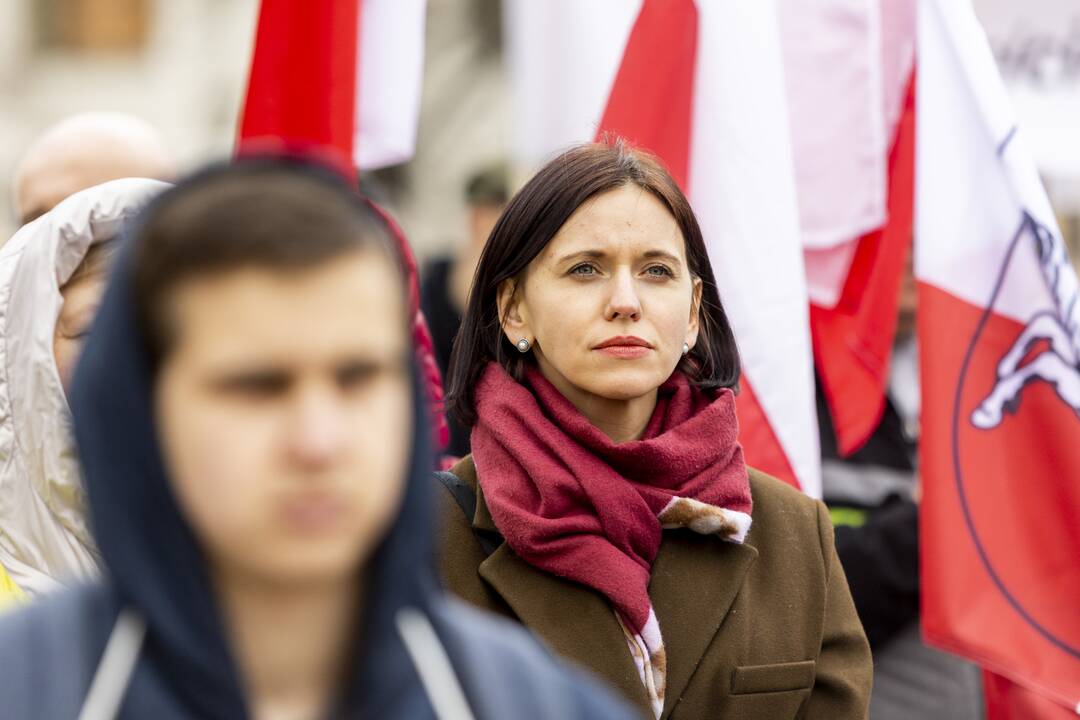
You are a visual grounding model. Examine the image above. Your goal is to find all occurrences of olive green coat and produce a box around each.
[437,457,872,719]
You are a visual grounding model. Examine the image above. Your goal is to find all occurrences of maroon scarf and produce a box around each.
[470,362,752,714]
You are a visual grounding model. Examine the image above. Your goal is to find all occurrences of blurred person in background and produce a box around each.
[421,164,509,459]
[0,158,637,719]
[0,179,168,603]
[438,141,872,719]
[12,111,175,227]
[821,255,983,719]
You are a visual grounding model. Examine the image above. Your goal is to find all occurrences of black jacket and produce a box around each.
[817,384,920,650]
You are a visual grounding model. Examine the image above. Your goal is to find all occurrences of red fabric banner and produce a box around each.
[919,283,1080,711]
[597,0,698,191]
[984,671,1078,720]
[239,0,360,165]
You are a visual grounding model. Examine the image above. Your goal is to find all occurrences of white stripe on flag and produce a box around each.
[777,0,888,253]
[504,0,640,167]
[354,0,427,169]
[916,0,1061,322]
[692,0,821,497]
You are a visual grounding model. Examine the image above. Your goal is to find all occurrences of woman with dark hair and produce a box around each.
[438,141,872,719]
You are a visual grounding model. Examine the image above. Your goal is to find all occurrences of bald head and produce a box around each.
[13,112,175,225]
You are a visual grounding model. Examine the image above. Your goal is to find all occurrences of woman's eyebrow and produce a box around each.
[554,249,607,264]
[642,250,682,264]
[554,249,684,265]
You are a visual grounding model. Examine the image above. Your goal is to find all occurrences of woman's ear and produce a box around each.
[685,277,703,349]
[497,277,531,346]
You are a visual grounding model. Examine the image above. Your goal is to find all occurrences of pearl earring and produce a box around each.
[682,342,690,356]
[516,338,531,353]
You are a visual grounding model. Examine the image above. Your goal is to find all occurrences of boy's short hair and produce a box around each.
[132,157,399,366]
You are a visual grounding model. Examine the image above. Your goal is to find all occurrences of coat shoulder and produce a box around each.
[744,467,832,561]
[448,455,479,489]
[435,456,479,533]
[748,466,813,502]
[747,467,825,523]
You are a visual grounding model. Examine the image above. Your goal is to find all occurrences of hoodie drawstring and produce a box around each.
[79,608,146,720]
[396,606,478,720]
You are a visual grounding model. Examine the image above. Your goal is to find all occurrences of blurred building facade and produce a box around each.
[0,0,259,239]
[0,0,508,262]
[974,0,1080,259]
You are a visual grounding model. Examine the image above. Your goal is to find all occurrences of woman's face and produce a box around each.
[500,184,702,407]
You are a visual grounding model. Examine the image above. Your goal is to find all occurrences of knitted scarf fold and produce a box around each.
[471,363,752,717]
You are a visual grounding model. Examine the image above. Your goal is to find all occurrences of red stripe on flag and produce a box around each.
[811,72,916,456]
[596,0,698,191]
[984,672,1078,720]
[238,0,360,164]
[736,381,799,488]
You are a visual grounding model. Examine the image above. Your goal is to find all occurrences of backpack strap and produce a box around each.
[435,471,503,557]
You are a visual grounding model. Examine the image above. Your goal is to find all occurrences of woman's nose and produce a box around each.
[605,269,642,321]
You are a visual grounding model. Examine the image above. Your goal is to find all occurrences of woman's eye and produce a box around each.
[569,263,598,277]
[645,265,673,278]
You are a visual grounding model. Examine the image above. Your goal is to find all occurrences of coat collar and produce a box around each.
[463,462,759,718]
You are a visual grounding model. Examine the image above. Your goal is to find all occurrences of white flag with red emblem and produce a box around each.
[506,0,820,495]
[917,0,1080,713]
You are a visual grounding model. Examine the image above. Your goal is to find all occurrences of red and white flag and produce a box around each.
[237,0,448,449]
[787,0,919,458]
[808,70,915,458]
[506,0,820,495]
[917,0,1080,713]
[238,0,425,170]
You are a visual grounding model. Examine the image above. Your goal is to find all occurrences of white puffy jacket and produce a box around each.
[0,178,168,596]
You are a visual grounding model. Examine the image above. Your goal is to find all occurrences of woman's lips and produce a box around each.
[596,345,651,358]
[593,336,654,359]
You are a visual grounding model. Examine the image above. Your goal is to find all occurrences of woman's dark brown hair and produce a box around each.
[446,139,741,428]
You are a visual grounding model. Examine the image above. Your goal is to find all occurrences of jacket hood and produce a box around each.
[0,178,168,596]
[68,161,440,718]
